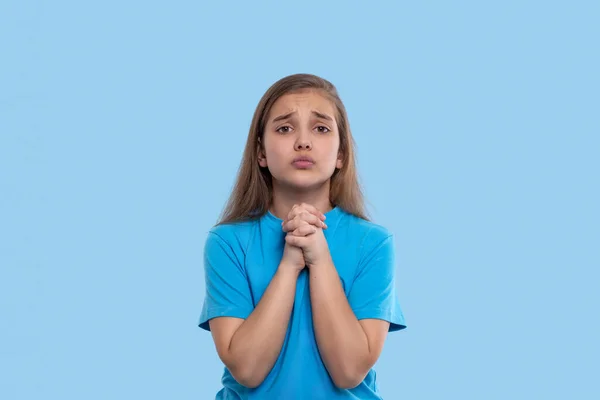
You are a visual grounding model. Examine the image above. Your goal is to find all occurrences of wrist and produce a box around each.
[307,255,333,270]
[277,263,303,278]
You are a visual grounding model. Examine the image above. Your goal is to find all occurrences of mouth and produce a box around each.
[292,156,315,169]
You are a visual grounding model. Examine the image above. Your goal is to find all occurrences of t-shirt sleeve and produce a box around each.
[198,231,254,331]
[347,233,407,332]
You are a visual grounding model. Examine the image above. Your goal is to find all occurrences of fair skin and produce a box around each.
[209,90,389,389]
[259,89,342,217]
[283,204,390,389]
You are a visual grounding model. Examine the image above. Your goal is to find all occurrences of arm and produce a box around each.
[209,265,299,388]
[309,258,389,389]
[281,205,405,389]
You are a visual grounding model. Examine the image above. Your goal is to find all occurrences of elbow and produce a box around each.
[331,366,367,390]
[220,349,268,389]
[229,364,266,389]
[333,375,363,390]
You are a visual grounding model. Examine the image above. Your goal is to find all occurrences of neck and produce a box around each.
[269,181,334,220]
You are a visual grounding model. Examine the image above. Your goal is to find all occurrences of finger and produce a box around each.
[290,211,325,228]
[287,204,301,221]
[288,203,326,221]
[283,218,326,232]
[285,234,305,247]
[291,224,317,237]
[282,218,307,232]
[282,218,310,232]
[299,202,327,221]
[298,211,324,226]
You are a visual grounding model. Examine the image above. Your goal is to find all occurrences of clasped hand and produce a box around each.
[281,203,331,268]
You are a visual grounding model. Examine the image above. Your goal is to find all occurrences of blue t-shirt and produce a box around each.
[198,206,406,399]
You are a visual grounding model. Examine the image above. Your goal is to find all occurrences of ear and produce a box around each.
[336,151,343,169]
[257,137,268,167]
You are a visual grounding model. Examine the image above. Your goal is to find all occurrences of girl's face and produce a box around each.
[259,90,343,191]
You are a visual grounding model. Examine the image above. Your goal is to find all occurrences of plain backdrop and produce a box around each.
[1,1,598,399]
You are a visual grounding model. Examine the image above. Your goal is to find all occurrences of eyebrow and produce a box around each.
[272,111,296,123]
[271,110,334,123]
[311,110,334,122]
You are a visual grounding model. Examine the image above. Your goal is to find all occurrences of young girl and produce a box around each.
[198,73,406,399]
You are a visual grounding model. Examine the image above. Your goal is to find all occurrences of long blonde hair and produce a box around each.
[217,73,368,225]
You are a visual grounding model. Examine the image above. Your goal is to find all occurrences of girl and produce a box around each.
[198,73,406,399]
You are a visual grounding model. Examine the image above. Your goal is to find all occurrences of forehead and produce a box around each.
[268,90,336,119]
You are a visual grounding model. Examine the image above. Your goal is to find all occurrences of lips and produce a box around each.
[292,156,315,163]
[292,156,315,168]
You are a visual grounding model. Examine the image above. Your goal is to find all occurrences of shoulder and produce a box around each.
[205,218,258,255]
[339,209,394,246]
[335,209,396,267]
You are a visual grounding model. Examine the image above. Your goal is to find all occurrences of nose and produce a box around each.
[295,131,312,151]
[295,141,312,150]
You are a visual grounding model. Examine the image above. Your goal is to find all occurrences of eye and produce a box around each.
[276,126,292,133]
[316,126,330,134]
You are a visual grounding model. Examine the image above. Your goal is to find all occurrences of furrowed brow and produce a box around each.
[312,110,334,122]
[272,111,296,123]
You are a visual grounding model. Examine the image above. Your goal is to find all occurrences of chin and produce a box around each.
[275,175,329,191]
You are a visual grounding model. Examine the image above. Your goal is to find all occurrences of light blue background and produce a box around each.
[1,1,598,399]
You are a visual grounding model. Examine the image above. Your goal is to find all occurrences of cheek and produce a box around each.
[264,144,287,168]
[323,138,341,160]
